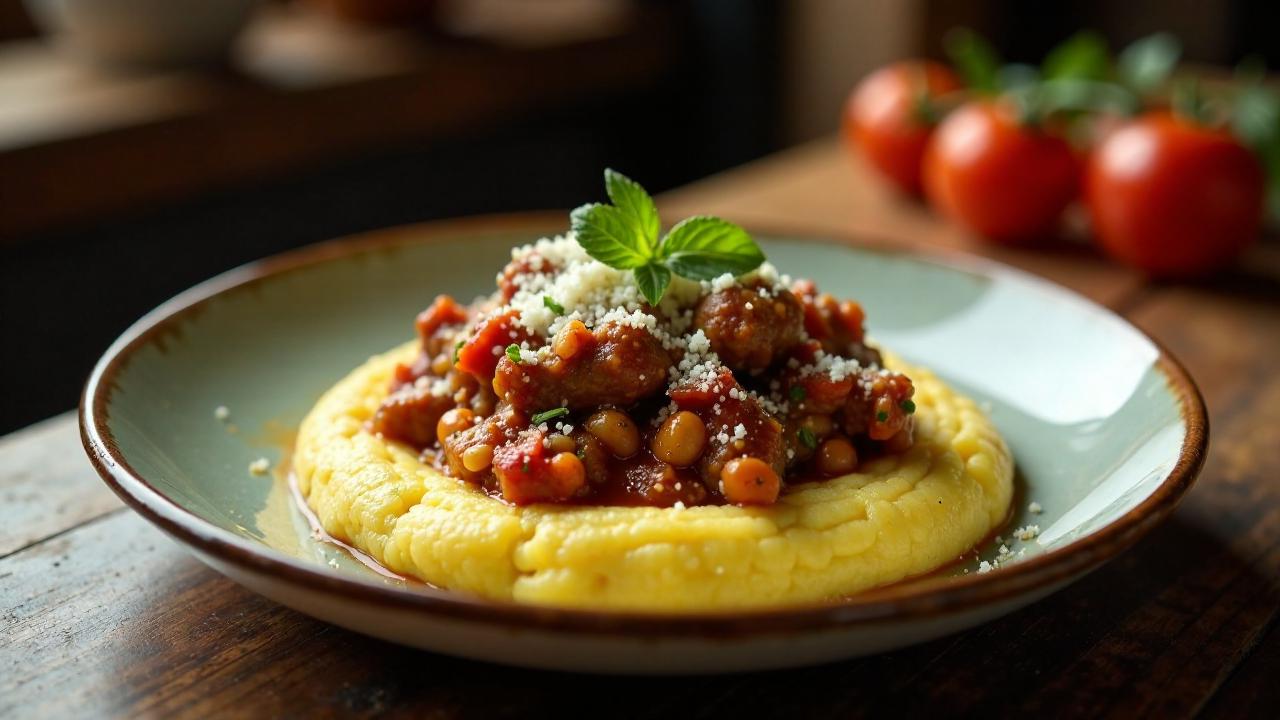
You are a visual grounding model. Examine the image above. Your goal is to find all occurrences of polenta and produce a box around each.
[296,343,1010,609]
[294,172,1014,609]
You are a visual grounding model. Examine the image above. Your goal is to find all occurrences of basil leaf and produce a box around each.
[944,28,1001,93]
[1042,31,1111,82]
[570,203,652,269]
[633,263,671,306]
[604,169,660,254]
[659,216,765,280]
[1118,33,1180,94]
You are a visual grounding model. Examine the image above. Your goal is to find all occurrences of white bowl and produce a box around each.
[25,0,260,68]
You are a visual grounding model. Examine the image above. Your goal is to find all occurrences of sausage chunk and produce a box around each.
[693,284,804,372]
[493,322,671,413]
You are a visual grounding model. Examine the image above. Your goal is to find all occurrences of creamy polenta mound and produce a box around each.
[295,342,1012,610]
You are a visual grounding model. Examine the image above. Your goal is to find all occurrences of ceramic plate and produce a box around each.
[81,214,1206,673]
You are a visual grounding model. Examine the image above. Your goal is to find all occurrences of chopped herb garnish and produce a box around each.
[570,169,765,305]
[797,427,818,450]
[575,447,587,460]
[542,295,565,315]
[876,410,890,423]
[900,399,917,414]
[521,462,530,473]
[789,385,806,403]
[531,407,570,425]
[505,344,522,363]
[453,339,464,363]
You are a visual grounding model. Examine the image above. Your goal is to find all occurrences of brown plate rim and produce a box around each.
[80,211,1209,638]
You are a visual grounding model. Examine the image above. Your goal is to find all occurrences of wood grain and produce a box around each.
[2,142,1278,718]
[0,414,120,556]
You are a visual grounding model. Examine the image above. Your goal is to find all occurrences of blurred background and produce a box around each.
[1,0,1276,433]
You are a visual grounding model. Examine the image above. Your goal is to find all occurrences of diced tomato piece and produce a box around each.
[837,300,866,342]
[456,310,526,381]
[492,430,582,504]
[794,374,854,414]
[390,351,431,391]
[668,367,737,409]
[415,295,469,343]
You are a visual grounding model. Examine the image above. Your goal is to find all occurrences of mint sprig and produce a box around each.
[570,169,765,305]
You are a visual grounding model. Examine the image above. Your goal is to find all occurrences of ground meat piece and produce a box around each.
[621,456,708,507]
[370,384,456,448]
[693,284,804,372]
[493,322,671,413]
[669,366,786,488]
[792,280,883,368]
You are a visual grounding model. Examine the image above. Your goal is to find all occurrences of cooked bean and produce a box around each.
[548,452,586,495]
[430,353,453,375]
[800,414,834,438]
[462,443,494,472]
[585,409,641,458]
[651,411,707,467]
[553,320,592,360]
[720,457,781,505]
[546,433,576,454]
[815,437,857,475]
[436,407,475,441]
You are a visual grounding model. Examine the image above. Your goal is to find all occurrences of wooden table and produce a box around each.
[3,139,1278,717]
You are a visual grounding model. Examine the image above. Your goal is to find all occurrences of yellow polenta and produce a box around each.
[294,341,1013,610]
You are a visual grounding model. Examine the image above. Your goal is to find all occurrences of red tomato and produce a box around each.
[1085,112,1263,277]
[842,60,961,195]
[923,100,1080,244]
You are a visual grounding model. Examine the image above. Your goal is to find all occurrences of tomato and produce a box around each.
[842,60,961,195]
[1085,112,1263,277]
[923,100,1080,244]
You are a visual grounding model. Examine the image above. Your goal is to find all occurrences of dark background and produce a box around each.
[2,0,1276,433]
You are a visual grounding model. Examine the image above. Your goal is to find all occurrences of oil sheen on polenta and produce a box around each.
[294,342,1013,610]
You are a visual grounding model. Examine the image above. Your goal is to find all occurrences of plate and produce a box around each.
[81,213,1206,673]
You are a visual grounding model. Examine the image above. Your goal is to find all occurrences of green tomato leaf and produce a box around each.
[1118,33,1180,94]
[658,216,765,280]
[570,203,652,269]
[944,27,1001,93]
[633,263,672,306]
[1043,31,1111,82]
[604,169,660,254]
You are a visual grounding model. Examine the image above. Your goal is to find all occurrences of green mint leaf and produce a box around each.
[604,169,660,254]
[944,27,1001,93]
[1042,31,1111,82]
[531,407,570,424]
[797,427,818,451]
[453,339,464,363]
[659,216,765,280]
[505,344,522,363]
[633,263,671,306]
[542,295,565,315]
[1118,33,1180,94]
[789,385,806,403]
[570,203,652,269]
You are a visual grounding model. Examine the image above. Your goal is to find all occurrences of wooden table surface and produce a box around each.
[3,139,1279,718]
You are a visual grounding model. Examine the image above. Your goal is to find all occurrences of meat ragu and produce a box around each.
[369,235,917,508]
